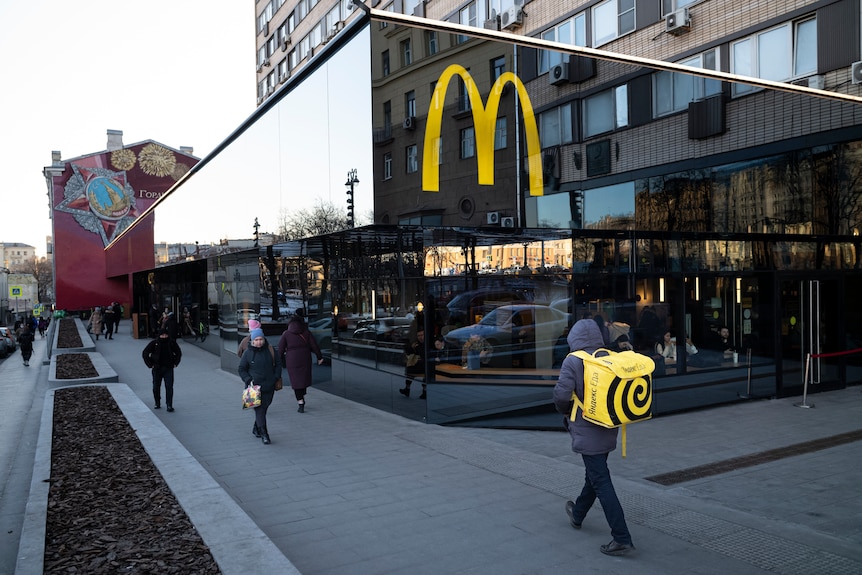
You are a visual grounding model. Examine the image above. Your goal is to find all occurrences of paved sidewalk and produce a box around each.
[3,327,862,574]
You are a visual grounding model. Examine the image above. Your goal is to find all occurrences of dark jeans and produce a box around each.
[151,366,175,407]
[571,453,632,545]
[255,390,275,430]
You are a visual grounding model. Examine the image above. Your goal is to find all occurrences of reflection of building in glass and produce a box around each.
[111,8,862,429]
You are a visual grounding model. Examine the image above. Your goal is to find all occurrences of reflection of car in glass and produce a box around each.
[443,304,569,367]
[352,317,412,342]
[444,288,534,326]
[308,317,333,349]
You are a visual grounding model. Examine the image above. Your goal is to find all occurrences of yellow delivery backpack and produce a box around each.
[569,348,655,457]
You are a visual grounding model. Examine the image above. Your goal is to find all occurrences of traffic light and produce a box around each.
[571,191,583,229]
[346,188,354,227]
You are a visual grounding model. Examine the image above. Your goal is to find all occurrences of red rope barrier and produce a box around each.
[810,347,862,359]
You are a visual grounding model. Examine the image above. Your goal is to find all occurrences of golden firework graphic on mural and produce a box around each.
[172,162,191,181]
[111,148,136,171]
[139,144,177,177]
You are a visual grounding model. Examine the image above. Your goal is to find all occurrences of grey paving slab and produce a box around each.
[4,327,862,575]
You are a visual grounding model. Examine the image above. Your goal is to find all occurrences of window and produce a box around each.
[732,18,818,96]
[405,91,416,118]
[584,86,628,138]
[299,35,310,61]
[593,0,635,47]
[297,0,307,21]
[287,11,296,33]
[426,31,438,56]
[310,21,322,48]
[540,104,573,147]
[457,3,477,44]
[491,56,506,82]
[325,6,341,35]
[458,76,471,112]
[461,127,476,159]
[653,48,722,117]
[383,100,392,133]
[539,14,586,74]
[383,152,392,180]
[401,38,412,66]
[278,23,288,45]
[382,50,390,76]
[258,46,267,67]
[661,0,697,15]
[403,0,421,15]
[406,145,419,173]
[278,59,288,81]
[288,48,298,70]
[341,0,354,18]
[267,35,277,56]
[494,117,507,150]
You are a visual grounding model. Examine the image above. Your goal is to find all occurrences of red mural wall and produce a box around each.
[49,141,198,311]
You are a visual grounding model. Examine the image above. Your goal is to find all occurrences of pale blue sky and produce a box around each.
[0,0,255,256]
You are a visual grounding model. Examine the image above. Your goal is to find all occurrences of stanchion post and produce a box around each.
[794,352,815,408]
[738,348,756,399]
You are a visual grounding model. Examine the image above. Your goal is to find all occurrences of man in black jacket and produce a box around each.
[142,327,182,412]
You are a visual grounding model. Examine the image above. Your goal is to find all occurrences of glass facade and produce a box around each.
[123,14,862,428]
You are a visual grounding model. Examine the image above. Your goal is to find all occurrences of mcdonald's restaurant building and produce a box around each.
[122,8,862,429]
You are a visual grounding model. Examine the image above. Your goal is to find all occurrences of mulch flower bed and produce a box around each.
[54,319,98,379]
[45,328,222,573]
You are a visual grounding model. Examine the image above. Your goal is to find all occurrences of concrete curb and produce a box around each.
[16,383,300,575]
[48,351,118,385]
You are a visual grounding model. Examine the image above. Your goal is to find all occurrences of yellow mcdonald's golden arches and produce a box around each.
[422,64,544,197]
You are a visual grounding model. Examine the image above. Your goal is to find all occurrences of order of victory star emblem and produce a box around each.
[56,164,140,246]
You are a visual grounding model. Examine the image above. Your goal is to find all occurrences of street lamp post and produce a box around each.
[345,169,359,228]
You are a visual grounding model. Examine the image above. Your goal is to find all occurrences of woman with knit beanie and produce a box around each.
[238,328,281,444]
[237,319,262,357]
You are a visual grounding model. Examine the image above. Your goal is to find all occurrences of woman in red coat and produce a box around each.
[277,309,323,413]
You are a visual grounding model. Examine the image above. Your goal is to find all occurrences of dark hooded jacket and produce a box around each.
[553,319,619,455]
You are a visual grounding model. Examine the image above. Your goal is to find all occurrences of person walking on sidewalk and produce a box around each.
[239,328,282,444]
[399,328,427,399]
[553,319,636,557]
[89,307,104,340]
[277,308,323,413]
[103,304,115,339]
[142,327,182,412]
[17,324,35,367]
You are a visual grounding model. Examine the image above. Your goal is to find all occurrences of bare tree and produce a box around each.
[13,256,53,304]
[277,200,351,241]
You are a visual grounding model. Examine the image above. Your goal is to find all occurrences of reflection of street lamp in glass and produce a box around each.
[345,169,359,228]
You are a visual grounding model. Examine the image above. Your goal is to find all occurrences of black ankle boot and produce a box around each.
[252,423,261,437]
[261,427,271,444]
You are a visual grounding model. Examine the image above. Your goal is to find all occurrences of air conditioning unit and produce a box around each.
[851,61,862,85]
[549,63,569,86]
[487,211,500,225]
[791,75,825,90]
[665,8,691,35]
[403,116,417,130]
[501,217,516,228]
[501,7,523,30]
[484,10,500,31]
